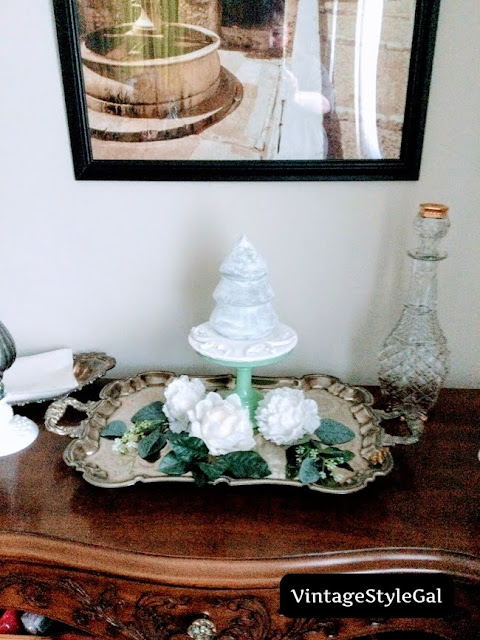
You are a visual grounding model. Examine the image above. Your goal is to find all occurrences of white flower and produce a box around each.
[188,392,256,456]
[163,375,206,432]
[330,467,350,484]
[112,438,128,455]
[255,387,320,446]
[111,421,151,455]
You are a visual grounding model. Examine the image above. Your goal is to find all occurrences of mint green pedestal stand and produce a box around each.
[189,322,298,422]
[202,352,292,422]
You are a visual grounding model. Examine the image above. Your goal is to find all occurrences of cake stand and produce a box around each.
[189,322,298,420]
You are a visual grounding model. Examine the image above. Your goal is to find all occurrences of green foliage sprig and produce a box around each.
[101,400,271,485]
[286,419,356,486]
[100,401,168,459]
[100,402,357,488]
[159,432,271,487]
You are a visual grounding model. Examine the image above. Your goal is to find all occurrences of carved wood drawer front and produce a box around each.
[0,562,478,640]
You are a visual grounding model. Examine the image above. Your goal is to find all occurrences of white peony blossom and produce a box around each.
[163,375,206,432]
[255,387,320,446]
[112,438,134,455]
[330,466,350,484]
[188,392,256,456]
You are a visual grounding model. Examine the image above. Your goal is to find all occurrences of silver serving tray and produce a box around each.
[60,372,393,494]
[13,352,116,406]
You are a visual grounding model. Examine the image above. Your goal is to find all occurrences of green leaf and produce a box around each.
[298,458,321,484]
[316,419,355,445]
[337,450,355,463]
[169,434,209,463]
[191,466,209,488]
[293,435,313,445]
[197,458,229,481]
[315,448,342,458]
[132,402,166,424]
[285,446,301,480]
[137,429,166,460]
[164,430,184,442]
[136,419,165,435]
[158,452,188,476]
[336,462,354,472]
[222,451,271,479]
[100,421,127,438]
[316,447,355,464]
[321,476,339,488]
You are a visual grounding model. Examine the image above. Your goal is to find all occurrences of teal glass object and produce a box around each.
[203,352,291,422]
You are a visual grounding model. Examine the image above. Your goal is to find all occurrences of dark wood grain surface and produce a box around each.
[0,384,479,639]
[0,386,478,585]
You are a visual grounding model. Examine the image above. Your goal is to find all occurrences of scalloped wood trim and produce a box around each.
[1,533,479,588]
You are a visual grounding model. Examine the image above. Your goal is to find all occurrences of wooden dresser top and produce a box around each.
[0,386,478,586]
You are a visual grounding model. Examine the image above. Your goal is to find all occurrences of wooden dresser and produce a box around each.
[0,387,478,639]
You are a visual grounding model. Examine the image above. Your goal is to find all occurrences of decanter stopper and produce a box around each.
[410,203,450,260]
[378,203,450,432]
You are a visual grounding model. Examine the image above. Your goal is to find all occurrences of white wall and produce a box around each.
[1,0,479,387]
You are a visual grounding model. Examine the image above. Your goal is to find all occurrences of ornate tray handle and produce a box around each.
[45,397,99,438]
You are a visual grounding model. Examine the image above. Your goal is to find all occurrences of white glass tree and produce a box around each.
[209,235,279,340]
[189,236,297,420]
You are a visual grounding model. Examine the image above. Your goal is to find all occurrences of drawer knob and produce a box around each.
[187,618,217,640]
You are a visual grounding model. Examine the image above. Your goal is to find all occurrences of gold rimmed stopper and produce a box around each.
[419,203,449,219]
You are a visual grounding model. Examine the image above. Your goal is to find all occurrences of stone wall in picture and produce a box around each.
[76,0,132,34]
[320,0,416,159]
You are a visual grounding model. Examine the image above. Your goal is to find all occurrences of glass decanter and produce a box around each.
[378,203,450,440]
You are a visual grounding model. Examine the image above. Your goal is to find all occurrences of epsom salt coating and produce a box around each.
[280,574,454,618]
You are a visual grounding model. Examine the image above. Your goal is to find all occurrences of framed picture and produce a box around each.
[53,0,441,180]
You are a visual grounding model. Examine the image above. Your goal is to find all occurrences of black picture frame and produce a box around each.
[52,0,441,181]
